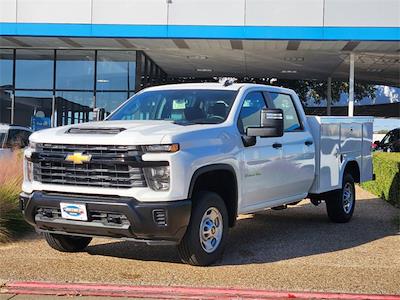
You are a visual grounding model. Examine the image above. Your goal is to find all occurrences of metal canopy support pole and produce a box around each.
[11,49,16,124]
[327,77,332,116]
[348,52,355,117]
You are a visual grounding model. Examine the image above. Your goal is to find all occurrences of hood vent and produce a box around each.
[66,127,126,134]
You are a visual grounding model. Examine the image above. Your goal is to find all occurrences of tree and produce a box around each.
[272,79,377,106]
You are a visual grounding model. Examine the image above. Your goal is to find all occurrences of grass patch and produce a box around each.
[0,152,31,243]
[361,152,400,207]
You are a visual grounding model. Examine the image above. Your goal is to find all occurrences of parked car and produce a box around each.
[20,82,374,266]
[0,124,32,157]
[373,128,400,152]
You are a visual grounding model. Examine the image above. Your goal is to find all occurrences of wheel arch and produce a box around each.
[188,164,238,227]
[343,160,360,183]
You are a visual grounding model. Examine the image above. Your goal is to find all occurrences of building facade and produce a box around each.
[1,0,399,129]
[0,49,165,127]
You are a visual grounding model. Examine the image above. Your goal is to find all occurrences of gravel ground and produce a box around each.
[0,187,399,295]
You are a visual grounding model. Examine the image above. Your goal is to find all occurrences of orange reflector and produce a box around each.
[170,144,180,153]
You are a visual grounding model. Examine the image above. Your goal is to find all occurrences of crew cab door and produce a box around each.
[264,91,315,199]
[238,91,287,211]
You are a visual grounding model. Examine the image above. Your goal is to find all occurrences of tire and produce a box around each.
[178,191,229,266]
[44,232,92,252]
[326,173,355,223]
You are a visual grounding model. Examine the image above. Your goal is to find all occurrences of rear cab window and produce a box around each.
[266,92,303,132]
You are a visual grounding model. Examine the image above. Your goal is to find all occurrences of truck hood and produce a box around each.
[29,120,219,145]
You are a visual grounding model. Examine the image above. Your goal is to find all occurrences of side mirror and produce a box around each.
[373,140,380,146]
[93,107,106,121]
[246,108,284,138]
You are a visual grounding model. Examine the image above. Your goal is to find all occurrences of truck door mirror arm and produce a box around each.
[246,108,284,139]
[241,135,257,147]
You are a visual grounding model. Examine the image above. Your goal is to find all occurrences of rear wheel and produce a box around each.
[44,232,92,252]
[178,191,229,266]
[326,173,355,223]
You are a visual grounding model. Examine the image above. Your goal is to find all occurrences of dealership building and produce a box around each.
[0,0,399,129]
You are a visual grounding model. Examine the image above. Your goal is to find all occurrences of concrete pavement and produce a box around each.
[0,187,399,296]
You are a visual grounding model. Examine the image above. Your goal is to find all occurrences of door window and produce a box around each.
[268,93,302,132]
[237,92,267,134]
[381,131,395,145]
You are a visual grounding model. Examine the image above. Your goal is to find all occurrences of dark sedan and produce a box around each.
[373,128,400,152]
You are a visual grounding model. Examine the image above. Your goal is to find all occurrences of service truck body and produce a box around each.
[20,83,373,265]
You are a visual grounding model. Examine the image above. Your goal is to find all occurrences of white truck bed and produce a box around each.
[307,116,374,194]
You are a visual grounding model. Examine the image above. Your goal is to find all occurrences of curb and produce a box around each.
[1,281,400,300]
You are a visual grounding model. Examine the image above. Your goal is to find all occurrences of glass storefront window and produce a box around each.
[55,91,94,126]
[56,50,95,90]
[96,92,128,115]
[0,49,13,90]
[15,49,54,89]
[14,91,53,128]
[129,61,136,92]
[97,51,136,91]
[0,48,163,128]
[0,90,12,124]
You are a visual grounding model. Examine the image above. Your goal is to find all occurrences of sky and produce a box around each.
[374,118,400,132]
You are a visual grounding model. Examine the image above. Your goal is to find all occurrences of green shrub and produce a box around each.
[0,152,31,243]
[362,152,400,207]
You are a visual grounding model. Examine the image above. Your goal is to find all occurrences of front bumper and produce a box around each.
[20,191,191,245]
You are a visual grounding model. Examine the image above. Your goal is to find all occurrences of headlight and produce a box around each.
[143,144,179,153]
[24,142,37,182]
[24,157,34,182]
[28,141,37,150]
[144,166,170,191]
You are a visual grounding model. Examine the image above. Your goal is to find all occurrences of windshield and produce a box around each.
[107,89,238,124]
[0,131,6,148]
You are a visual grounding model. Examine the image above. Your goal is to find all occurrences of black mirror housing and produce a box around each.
[246,108,284,138]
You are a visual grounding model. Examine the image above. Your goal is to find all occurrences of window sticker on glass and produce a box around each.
[173,99,186,110]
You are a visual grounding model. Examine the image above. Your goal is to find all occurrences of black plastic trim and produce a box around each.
[187,164,238,226]
[20,191,191,244]
[188,164,237,199]
[66,127,127,134]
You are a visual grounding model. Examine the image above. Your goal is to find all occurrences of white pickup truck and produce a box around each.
[21,82,373,266]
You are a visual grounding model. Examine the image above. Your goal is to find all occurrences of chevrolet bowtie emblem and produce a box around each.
[65,152,92,164]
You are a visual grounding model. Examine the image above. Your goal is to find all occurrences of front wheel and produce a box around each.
[44,232,92,252]
[178,191,229,266]
[326,173,355,223]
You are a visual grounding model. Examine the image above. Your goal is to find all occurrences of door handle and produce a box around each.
[272,143,282,149]
[305,140,313,146]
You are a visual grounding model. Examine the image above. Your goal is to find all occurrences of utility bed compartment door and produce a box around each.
[340,123,362,156]
[307,116,373,194]
[319,123,340,192]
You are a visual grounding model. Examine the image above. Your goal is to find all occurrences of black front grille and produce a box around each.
[33,144,147,189]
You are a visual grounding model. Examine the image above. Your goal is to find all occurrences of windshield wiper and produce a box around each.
[173,120,221,126]
[172,120,196,126]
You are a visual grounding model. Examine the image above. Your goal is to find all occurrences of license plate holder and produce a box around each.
[60,202,88,221]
